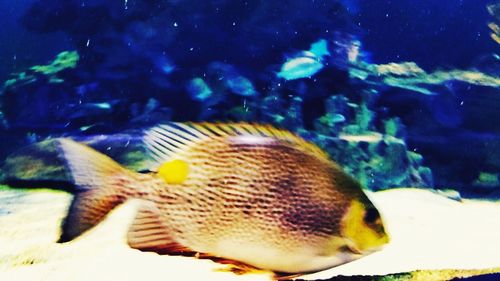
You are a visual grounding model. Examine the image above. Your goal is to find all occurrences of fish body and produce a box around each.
[206,62,258,97]
[277,56,324,80]
[277,39,331,81]
[187,77,213,102]
[58,123,388,273]
[309,39,330,59]
[64,102,113,119]
[225,75,257,97]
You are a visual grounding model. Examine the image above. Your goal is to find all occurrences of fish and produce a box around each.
[207,62,258,97]
[309,39,331,59]
[277,39,330,80]
[225,75,257,97]
[277,56,324,81]
[65,102,114,119]
[56,123,389,273]
[187,77,213,102]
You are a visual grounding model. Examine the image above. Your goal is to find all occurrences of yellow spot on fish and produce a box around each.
[157,159,189,184]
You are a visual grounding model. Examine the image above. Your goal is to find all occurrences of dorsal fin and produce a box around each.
[144,122,330,169]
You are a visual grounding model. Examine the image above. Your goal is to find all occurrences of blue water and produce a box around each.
[0,0,499,197]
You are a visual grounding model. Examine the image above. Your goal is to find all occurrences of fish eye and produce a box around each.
[363,207,379,224]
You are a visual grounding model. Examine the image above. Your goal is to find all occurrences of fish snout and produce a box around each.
[340,200,390,253]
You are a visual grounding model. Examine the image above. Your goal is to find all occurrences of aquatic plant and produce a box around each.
[4,51,79,89]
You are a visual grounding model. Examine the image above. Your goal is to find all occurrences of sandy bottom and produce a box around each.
[0,188,499,281]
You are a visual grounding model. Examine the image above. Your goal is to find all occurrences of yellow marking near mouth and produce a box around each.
[342,200,389,252]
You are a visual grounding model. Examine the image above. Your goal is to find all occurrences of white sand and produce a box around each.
[0,188,499,281]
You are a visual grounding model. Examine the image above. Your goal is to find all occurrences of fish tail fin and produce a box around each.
[57,138,142,242]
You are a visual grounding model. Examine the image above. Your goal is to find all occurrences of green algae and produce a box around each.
[0,184,10,191]
[1,139,69,183]
[3,51,79,89]
[30,51,79,75]
[472,172,500,189]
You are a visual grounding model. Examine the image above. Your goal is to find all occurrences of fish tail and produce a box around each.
[57,138,143,242]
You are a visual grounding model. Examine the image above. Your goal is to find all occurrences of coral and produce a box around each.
[384,117,406,138]
[307,91,433,190]
[375,62,426,77]
[350,60,500,96]
[488,2,500,44]
[322,134,432,190]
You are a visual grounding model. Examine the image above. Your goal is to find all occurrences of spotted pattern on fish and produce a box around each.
[57,123,389,273]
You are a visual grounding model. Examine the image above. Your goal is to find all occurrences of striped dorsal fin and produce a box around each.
[143,122,330,169]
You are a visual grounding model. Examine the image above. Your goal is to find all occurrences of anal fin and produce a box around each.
[59,189,126,242]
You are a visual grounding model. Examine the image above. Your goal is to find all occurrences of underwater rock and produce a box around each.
[281,96,305,131]
[306,91,433,190]
[313,95,350,135]
[313,131,432,190]
[408,131,500,196]
[383,117,406,139]
[313,113,346,136]
[1,134,149,186]
[260,91,287,125]
[325,95,350,117]
[472,172,500,190]
[348,53,500,195]
[349,59,500,96]
[343,102,375,135]
[1,139,70,185]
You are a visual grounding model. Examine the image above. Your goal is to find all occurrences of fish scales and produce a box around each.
[56,123,389,273]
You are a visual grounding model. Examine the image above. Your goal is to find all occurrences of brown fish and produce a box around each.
[57,123,389,273]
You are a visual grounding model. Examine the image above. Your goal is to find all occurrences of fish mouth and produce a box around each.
[342,237,387,255]
[343,238,362,255]
[342,236,388,256]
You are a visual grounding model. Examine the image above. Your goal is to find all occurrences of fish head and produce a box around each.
[257,151,389,273]
[338,197,389,255]
[298,160,389,258]
[277,157,390,273]
[288,193,389,273]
